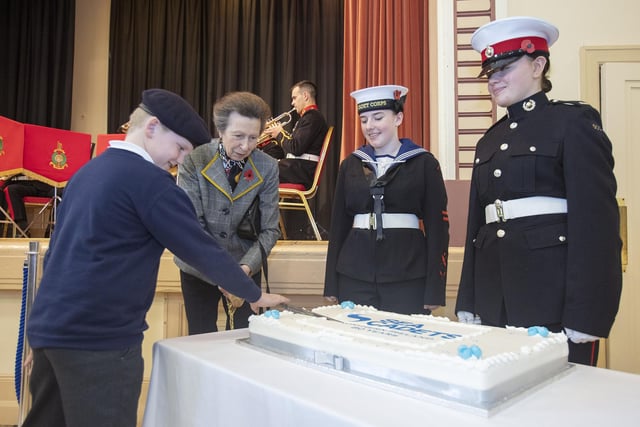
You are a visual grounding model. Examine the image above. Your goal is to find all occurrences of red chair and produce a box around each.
[2,185,55,237]
[23,196,56,236]
[278,126,334,240]
[1,180,28,237]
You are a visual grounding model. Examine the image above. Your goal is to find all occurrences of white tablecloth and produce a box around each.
[142,329,640,427]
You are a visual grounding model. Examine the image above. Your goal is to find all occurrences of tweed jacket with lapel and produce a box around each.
[174,139,280,283]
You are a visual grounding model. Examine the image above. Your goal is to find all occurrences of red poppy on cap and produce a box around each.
[351,85,409,113]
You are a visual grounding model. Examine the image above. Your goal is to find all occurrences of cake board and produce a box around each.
[238,335,574,417]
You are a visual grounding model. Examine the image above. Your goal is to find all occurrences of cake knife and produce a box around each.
[276,304,342,322]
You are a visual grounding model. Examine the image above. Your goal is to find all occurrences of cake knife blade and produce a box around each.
[276,304,342,322]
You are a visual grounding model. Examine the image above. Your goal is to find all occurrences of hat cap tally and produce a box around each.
[471,16,559,77]
[350,85,409,113]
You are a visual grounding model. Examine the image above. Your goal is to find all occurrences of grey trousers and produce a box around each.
[23,346,143,427]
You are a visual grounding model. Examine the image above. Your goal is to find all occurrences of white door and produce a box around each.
[600,62,640,374]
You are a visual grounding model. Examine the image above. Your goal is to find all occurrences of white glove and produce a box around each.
[457,311,481,324]
[565,328,600,344]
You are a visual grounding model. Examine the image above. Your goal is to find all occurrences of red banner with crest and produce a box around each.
[0,116,92,187]
[23,124,92,187]
[0,116,26,177]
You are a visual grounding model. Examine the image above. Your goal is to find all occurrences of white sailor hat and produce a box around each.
[350,84,409,113]
[471,16,559,77]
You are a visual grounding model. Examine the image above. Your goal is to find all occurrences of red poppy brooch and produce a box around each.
[521,39,535,53]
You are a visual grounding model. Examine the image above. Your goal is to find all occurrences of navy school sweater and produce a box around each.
[27,148,261,351]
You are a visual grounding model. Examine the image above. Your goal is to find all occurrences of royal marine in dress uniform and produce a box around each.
[455,17,622,366]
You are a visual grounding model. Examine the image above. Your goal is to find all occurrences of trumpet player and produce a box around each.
[257,109,294,159]
[264,80,328,190]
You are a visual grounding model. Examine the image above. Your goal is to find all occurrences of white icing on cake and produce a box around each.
[248,304,569,407]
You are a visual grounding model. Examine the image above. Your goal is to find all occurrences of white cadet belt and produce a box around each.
[485,196,567,224]
[285,153,320,162]
[353,213,420,230]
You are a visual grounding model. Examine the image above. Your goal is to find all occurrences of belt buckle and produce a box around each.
[368,213,377,229]
[494,199,506,222]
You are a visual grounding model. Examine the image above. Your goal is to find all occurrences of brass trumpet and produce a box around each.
[257,108,296,148]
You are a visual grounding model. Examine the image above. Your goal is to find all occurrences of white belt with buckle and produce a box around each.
[353,213,420,230]
[485,197,567,224]
[285,153,320,162]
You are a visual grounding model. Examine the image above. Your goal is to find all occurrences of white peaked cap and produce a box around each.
[471,16,559,77]
[471,16,559,53]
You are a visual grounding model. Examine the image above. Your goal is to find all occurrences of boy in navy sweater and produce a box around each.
[23,89,289,427]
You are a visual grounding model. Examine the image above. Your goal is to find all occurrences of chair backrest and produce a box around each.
[306,126,334,195]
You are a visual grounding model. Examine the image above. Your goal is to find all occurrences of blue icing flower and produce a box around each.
[458,344,482,360]
[264,309,280,319]
[458,345,472,359]
[470,345,482,358]
[528,326,550,337]
[340,301,355,309]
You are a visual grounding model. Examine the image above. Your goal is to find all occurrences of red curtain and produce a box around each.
[341,0,429,160]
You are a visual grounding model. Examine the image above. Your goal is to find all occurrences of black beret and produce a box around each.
[139,88,211,147]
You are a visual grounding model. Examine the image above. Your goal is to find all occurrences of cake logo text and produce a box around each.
[346,314,462,339]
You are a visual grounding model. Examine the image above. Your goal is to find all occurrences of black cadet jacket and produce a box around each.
[324,139,449,307]
[455,91,622,338]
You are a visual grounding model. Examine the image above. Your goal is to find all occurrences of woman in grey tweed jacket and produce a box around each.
[174,92,280,333]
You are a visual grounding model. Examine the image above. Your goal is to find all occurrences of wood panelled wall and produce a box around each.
[454,0,495,179]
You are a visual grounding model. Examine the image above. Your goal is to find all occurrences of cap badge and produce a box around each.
[520,39,536,54]
[485,45,494,57]
[394,90,402,99]
[523,99,536,112]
